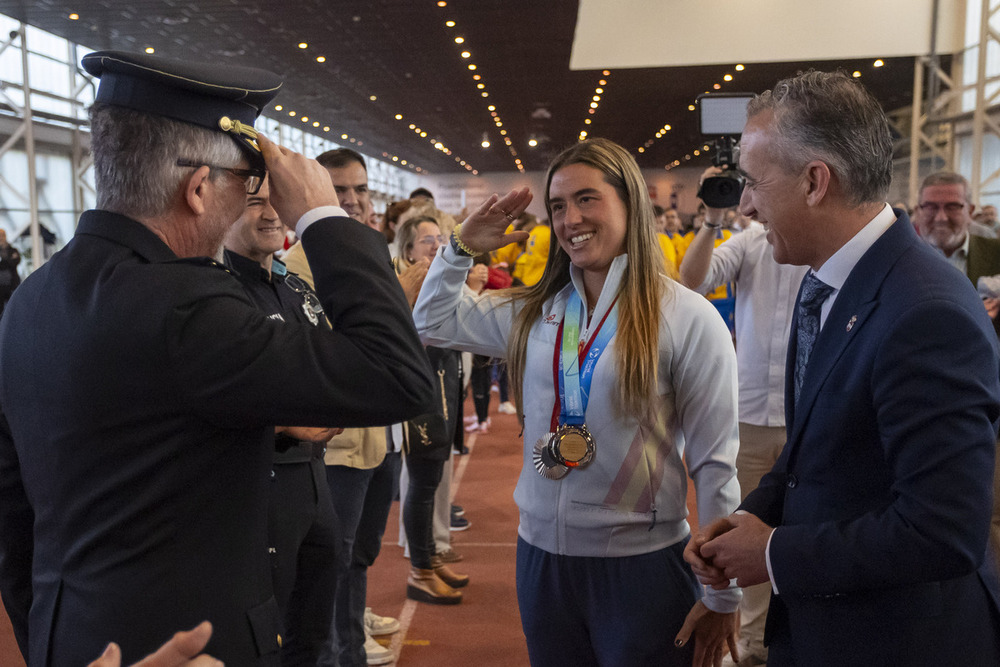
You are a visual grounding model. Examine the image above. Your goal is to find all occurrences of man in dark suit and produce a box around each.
[0,51,434,666]
[685,71,1000,665]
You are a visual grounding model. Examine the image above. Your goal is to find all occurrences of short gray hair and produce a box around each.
[747,70,893,207]
[89,103,242,219]
[919,171,970,202]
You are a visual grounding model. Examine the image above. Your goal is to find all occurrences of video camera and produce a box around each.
[696,93,753,209]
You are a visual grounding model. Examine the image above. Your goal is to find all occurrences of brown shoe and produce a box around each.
[407,567,462,605]
[431,556,470,588]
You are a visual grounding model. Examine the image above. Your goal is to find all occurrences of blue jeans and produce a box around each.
[515,537,699,667]
[320,454,396,667]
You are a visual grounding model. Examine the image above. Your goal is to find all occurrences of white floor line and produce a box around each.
[392,428,478,663]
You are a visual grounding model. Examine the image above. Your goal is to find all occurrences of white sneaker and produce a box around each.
[364,632,394,665]
[364,607,400,636]
[497,401,516,414]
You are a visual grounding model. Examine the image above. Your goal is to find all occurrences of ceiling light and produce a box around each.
[409,123,416,129]
[481,92,489,97]
[145,47,155,54]
[655,132,662,138]
[595,88,603,94]
[461,51,471,58]
[500,129,507,135]
[446,20,456,27]
[735,64,744,71]
[590,102,598,108]
[713,83,721,89]
[369,95,377,101]
[481,132,490,148]
[455,37,465,44]
[688,104,696,111]
[723,74,732,81]
[437,1,447,6]
[316,56,326,63]
[420,131,427,137]
[301,116,308,122]
[693,149,701,156]
[392,156,398,161]
[874,59,884,67]
[488,105,495,111]
[395,114,403,120]
[274,105,283,111]
[401,160,407,165]
[477,83,485,89]
[341,134,348,139]
[468,64,477,70]
[312,121,320,127]
[473,74,481,80]
[852,70,861,78]
[298,42,308,49]
[68,13,79,20]
[323,126,330,132]
[584,118,591,124]
[593,95,600,101]
[638,147,644,153]
[602,70,610,76]
[288,110,296,116]
[664,125,671,131]
[599,79,607,85]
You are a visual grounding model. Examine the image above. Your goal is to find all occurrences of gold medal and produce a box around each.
[547,424,596,469]
[532,434,569,479]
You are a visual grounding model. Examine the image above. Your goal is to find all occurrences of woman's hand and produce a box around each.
[398,257,430,307]
[459,188,534,254]
[466,264,489,293]
[674,600,739,667]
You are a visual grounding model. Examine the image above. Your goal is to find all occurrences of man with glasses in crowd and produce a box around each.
[0,50,434,666]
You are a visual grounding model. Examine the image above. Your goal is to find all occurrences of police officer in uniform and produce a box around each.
[0,51,434,666]
[223,176,342,665]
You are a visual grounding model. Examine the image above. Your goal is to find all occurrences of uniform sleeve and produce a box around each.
[667,289,743,612]
[412,244,516,358]
[166,217,437,429]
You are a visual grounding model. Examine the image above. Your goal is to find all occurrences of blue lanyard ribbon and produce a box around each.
[557,290,619,426]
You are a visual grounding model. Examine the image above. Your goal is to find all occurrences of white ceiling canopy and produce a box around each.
[570,0,966,70]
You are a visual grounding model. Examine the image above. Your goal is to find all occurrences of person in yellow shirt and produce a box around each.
[512,220,550,287]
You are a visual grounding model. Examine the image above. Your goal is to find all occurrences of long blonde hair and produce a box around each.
[506,138,667,420]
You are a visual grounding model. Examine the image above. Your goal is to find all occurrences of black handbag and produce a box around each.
[403,346,460,459]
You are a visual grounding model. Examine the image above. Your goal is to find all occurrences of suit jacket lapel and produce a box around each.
[785,214,917,459]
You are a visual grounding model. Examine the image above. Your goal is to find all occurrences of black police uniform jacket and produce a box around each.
[0,209,436,666]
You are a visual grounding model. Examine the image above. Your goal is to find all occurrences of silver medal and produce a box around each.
[532,433,569,479]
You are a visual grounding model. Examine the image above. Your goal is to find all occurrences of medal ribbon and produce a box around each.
[550,290,619,431]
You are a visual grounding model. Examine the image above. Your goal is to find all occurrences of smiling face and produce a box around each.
[548,162,628,283]
[327,160,372,224]
[914,182,973,256]
[407,221,442,264]
[737,111,815,267]
[223,177,285,267]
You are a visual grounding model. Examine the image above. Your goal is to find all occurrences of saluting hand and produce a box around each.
[458,188,534,254]
[258,134,340,231]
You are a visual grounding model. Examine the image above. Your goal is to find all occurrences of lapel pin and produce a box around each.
[846,315,857,332]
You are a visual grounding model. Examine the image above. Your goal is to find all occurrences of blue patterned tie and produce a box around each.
[794,273,834,402]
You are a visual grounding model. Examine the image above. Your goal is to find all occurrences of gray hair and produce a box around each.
[746,70,893,207]
[919,171,970,202]
[89,103,242,219]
